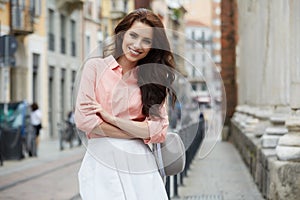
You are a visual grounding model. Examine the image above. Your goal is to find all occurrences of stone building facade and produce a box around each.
[224,0,300,199]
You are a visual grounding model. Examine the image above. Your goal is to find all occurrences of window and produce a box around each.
[192,68,195,78]
[85,35,90,58]
[192,84,197,91]
[214,55,221,63]
[214,42,221,50]
[192,54,195,62]
[71,70,76,89]
[112,0,116,9]
[215,7,221,15]
[213,18,221,26]
[97,30,103,55]
[104,26,108,39]
[60,68,66,121]
[60,14,66,54]
[11,0,24,7]
[191,31,195,48]
[86,1,93,17]
[32,53,40,102]
[214,30,221,38]
[201,31,205,48]
[71,70,76,98]
[48,9,55,51]
[71,20,76,56]
[30,0,41,17]
[48,66,55,137]
[191,31,195,39]
[97,0,102,19]
[124,0,128,12]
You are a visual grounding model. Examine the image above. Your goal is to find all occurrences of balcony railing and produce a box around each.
[110,0,127,19]
[11,4,34,35]
[56,0,84,13]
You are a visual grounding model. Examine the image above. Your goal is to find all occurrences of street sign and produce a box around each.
[0,56,16,67]
[0,35,18,57]
[0,67,10,102]
[0,35,18,67]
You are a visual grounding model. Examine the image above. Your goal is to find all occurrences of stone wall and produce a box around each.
[230,119,300,200]
[229,0,300,199]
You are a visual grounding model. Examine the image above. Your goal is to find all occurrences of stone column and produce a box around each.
[235,1,290,145]
[276,84,300,161]
[276,0,300,161]
[236,1,290,107]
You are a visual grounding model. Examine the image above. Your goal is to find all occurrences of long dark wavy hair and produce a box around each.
[109,8,177,118]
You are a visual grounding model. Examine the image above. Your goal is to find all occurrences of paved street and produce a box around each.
[0,139,85,200]
[175,141,264,200]
[0,136,264,200]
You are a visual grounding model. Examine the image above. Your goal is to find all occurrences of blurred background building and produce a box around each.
[1,0,299,198]
[0,0,220,140]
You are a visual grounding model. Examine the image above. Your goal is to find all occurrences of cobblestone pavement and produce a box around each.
[173,141,264,200]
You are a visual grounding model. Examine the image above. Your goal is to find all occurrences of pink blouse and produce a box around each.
[74,55,169,144]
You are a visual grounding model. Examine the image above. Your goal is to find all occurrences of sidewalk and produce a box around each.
[0,138,84,176]
[175,141,264,200]
[0,138,85,199]
[0,138,265,200]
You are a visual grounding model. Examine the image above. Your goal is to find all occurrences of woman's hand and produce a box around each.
[80,94,114,123]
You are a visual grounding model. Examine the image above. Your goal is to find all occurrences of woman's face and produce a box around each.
[121,21,153,66]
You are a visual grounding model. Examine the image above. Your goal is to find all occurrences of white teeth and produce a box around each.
[129,47,140,55]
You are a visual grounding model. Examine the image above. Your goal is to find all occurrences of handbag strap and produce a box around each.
[153,143,166,177]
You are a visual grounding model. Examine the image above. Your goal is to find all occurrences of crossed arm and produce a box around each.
[81,95,151,140]
[74,60,155,141]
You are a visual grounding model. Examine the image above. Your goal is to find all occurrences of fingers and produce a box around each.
[81,105,102,115]
[80,104,102,111]
[80,94,105,116]
[86,94,96,101]
[80,94,97,105]
[80,101,97,106]
[85,109,102,116]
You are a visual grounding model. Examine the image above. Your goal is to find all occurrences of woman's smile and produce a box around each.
[128,46,142,56]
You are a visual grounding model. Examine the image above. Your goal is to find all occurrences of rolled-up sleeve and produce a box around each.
[143,102,169,144]
[74,59,103,134]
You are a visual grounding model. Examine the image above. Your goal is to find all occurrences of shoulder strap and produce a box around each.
[153,143,166,177]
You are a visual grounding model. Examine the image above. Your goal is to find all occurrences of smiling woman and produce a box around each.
[118,21,153,72]
[74,8,177,200]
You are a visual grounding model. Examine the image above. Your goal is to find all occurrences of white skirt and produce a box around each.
[78,137,168,200]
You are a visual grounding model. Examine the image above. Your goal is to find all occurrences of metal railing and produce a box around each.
[165,118,205,199]
[11,4,34,35]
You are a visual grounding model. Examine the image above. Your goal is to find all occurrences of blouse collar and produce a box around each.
[104,55,119,70]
